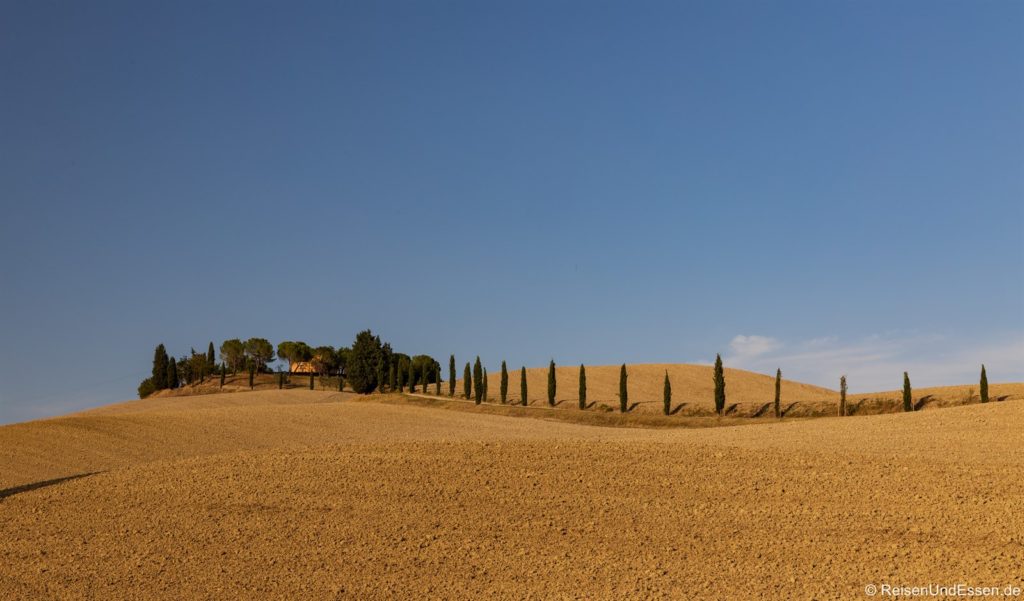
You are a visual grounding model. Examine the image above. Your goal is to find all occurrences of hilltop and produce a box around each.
[0,389,1021,599]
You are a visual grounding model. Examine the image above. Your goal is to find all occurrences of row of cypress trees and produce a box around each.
[441,355,702,414]
[433,356,994,417]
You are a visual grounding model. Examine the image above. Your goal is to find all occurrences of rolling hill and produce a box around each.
[0,386,1021,599]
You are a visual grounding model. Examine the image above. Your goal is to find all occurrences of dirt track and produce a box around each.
[1,391,1022,599]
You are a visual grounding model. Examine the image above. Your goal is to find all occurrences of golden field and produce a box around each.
[1,368,1022,599]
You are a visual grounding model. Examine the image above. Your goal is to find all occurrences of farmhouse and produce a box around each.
[290,361,315,374]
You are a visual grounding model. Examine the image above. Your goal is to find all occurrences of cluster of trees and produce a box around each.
[139,342,218,398]
[343,330,440,394]
[277,341,352,376]
[217,338,275,374]
[139,330,440,398]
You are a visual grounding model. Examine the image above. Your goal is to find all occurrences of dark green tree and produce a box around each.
[463,363,471,399]
[713,354,726,416]
[839,375,847,416]
[547,360,556,406]
[520,367,528,406]
[312,346,337,376]
[220,363,226,388]
[902,372,913,412]
[389,364,397,392]
[167,357,178,390]
[409,359,417,393]
[619,364,628,413]
[663,370,671,415]
[500,361,509,404]
[220,339,246,374]
[980,365,989,403]
[774,368,782,418]
[190,348,205,382]
[338,373,344,392]
[483,367,489,401]
[473,357,483,403]
[449,355,456,397]
[137,378,156,399]
[347,330,385,394]
[398,359,405,392]
[207,342,216,371]
[435,365,441,395]
[243,338,275,373]
[378,343,391,389]
[152,344,169,390]
[248,362,255,389]
[422,362,429,395]
[336,346,352,379]
[578,365,587,410]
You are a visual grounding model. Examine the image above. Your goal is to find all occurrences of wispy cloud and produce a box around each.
[722,332,1024,393]
[728,335,782,359]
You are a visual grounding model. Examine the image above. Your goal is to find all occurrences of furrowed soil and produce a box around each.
[1,389,1022,599]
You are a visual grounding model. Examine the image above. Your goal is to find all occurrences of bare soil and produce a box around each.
[1,389,1022,599]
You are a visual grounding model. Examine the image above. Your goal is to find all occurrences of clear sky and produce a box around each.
[1,1,1022,423]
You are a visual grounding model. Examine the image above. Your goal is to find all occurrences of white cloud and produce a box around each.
[722,331,1024,393]
[728,335,782,358]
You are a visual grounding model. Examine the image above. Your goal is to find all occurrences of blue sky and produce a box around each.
[1,1,1022,423]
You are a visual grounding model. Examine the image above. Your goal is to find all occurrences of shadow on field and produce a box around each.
[914,395,935,412]
[0,472,100,501]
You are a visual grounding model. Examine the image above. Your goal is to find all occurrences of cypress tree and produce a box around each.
[839,375,847,416]
[473,357,483,403]
[389,364,396,391]
[713,354,726,416]
[248,363,255,389]
[449,355,456,397]
[774,368,782,418]
[435,365,441,395]
[422,362,429,395]
[980,365,989,403]
[500,361,509,404]
[619,364,628,413]
[902,372,913,412]
[483,367,489,401]
[663,370,671,415]
[398,361,405,392]
[168,358,178,390]
[578,364,587,410]
[520,367,528,406]
[220,363,226,388]
[464,363,471,399]
[152,344,169,390]
[207,342,216,370]
[547,360,556,406]
[409,360,417,393]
